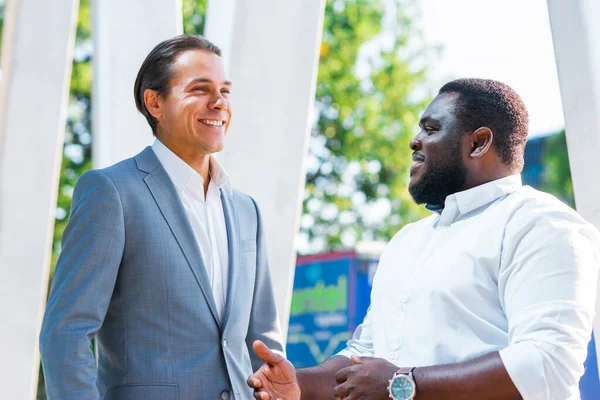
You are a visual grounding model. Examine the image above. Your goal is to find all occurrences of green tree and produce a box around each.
[541,130,575,208]
[299,0,436,253]
[182,0,207,35]
[0,1,5,54]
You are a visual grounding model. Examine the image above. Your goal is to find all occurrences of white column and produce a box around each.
[92,0,182,168]
[205,0,326,337]
[0,0,79,398]
[547,0,600,372]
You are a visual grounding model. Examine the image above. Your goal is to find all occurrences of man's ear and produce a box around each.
[469,127,493,159]
[144,89,162,120]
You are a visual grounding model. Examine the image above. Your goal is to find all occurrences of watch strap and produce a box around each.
[395,366,416,376]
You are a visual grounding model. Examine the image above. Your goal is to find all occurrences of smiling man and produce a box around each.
[248,79,600,400]
[39,35,284,400]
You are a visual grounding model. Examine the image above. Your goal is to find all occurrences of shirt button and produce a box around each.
[220,390,230,400]
[390,353,396,360]
[223,339,228,348]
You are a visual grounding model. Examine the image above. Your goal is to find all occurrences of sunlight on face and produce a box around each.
[156,49,232,157]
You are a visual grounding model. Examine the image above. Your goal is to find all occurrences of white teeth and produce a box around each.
[201,119,223,127]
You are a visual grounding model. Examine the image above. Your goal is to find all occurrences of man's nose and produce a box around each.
[210,96,228,111]
[410,134,422,151]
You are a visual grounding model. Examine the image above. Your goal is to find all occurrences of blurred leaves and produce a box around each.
[299,0,436,253]
[182,0,207,35]
[0,1,5,58]
[541,130,575,207]
[51,0,93,278]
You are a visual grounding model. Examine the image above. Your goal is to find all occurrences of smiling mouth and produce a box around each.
[410,161,424,176]
[198,119,225,127]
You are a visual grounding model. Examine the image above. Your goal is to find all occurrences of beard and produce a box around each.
[409,152,468,207]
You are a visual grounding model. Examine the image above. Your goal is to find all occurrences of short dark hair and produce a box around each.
[439,78,529,171]
[134,35,222,135]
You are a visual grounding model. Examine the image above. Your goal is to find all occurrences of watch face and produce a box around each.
[390,375,415,400]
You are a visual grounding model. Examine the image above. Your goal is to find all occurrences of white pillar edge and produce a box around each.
[0,0,80,397]
[547,0,600,374]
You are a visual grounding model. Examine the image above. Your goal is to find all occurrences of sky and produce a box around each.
[418,0,564,138]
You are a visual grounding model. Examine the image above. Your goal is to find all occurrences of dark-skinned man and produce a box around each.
[247,78,600,400]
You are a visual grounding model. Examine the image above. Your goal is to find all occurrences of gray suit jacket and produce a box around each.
[40,147,284,400]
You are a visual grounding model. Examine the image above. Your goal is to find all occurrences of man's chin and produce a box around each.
[407,184,423,205]
[408,176,420,193]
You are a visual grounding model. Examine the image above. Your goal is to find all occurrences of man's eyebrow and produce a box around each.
[419,115,441,127]
[188,78,232,86]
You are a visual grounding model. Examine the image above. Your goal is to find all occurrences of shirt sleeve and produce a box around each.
[337,305,375,358]
[498,202,600,400]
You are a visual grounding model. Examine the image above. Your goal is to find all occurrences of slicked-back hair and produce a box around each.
[439,78,529,171]
[134,35,222,135]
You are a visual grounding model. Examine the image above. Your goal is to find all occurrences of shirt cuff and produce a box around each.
[336,348,359,359]
[499,342,548,400]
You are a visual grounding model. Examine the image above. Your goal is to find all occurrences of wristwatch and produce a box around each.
[388,367,417,400]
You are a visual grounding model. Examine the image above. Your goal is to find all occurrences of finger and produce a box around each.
[334,365,354,384]
[253,340,284,367]
[259,391,270,400]
[252,389,269,400]
[350,355,363,364]
[354,355,377,363]
[252,392,263,400]
[332,383,351,399]
[246,373,262,389]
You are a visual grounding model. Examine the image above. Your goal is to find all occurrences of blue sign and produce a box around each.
[287,253,366,368]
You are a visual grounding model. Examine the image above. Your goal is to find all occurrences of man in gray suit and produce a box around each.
[39,35,284,400]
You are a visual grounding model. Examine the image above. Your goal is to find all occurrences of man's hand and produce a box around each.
[247,340,301,400]
[332,355,398,400]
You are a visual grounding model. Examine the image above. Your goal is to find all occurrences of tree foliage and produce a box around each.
[541,130,575,207]
[299,0,435,253]
[0,2,5,53]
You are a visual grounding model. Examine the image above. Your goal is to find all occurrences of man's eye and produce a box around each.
[193,87,207,92]
[221,89,231,94]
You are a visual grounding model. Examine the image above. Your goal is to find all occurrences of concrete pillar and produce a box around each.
[547,0,600,371]
[92,0,182,168]
[0,0,79,398]
[205,0,326,337]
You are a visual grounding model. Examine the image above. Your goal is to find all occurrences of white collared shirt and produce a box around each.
[152,139,232,321]
[339,175,600,400]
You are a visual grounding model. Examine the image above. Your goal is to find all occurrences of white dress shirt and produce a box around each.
[152,139,232,321]
[339,175,600,400]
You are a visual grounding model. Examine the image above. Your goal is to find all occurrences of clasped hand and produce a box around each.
[247,340,398,400]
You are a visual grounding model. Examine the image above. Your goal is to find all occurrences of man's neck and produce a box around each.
[462,169,515,192]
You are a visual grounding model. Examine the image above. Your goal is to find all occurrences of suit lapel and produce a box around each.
[137,147,222,330]
[221,188,241,330]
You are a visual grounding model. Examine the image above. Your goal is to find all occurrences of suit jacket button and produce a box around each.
[220,389,230,400]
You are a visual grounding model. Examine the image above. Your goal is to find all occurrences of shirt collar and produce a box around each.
[151,138,232,196]
[433,175,522,225]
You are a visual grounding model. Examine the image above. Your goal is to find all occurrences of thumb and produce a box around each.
[350,355,363,364]
[253,340,284,367]
[351,355,378,364]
